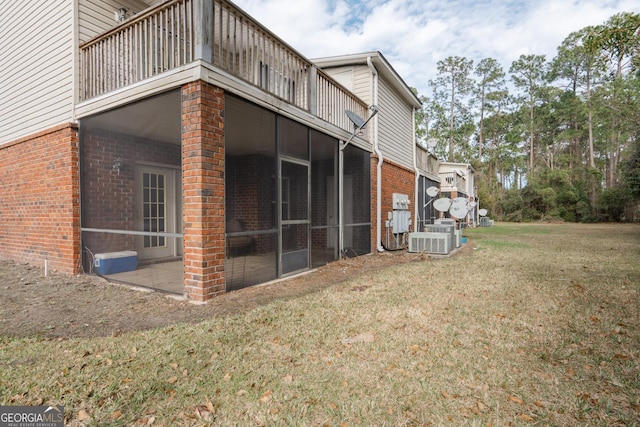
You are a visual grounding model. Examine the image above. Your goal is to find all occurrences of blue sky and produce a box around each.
[232,0,638,97]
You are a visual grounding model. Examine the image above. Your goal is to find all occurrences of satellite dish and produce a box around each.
[346,110,366,128]
[426,186,439,197]
[478,208,488,217]
[451,197,468,207]
[450,204,468,219]
[469,201,477,208]
[433,198,452,212]
[426,138,437,148]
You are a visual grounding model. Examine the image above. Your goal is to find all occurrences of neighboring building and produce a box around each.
[415,145,441,231]
[312,53,425,250]
[0,0,428,300]
[438,162,477,227]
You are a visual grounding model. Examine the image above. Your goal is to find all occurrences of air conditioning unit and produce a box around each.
[424,224,455,249]
[408,232,450,255]
[479,217,494,227]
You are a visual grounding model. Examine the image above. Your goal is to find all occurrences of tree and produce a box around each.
[552,27,606,170]
[586,12,640,187]
[509,54,549,174]
[412,11,640,223]
[429,56,475,161]
[474,58,507,160]
[411,87,430,148]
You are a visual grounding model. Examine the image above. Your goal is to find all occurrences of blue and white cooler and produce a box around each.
[94,251,138,275]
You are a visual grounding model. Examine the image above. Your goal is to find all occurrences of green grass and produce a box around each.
[2,223,639,426]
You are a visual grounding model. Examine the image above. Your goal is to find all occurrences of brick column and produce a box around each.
[181,81,225,301]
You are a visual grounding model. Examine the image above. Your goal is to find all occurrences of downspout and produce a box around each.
[412,107,420,232]
[71,0,79,122]
[367,56,384,252]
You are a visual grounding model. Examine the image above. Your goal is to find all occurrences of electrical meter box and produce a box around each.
[392,193,410,210]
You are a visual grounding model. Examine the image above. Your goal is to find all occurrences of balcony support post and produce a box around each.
[194,0,214,63]
[308,65,318,115]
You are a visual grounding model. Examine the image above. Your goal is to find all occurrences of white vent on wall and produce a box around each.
[408,232,450,255]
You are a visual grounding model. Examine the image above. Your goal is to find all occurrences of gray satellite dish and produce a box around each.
[449,204,468,219]
[433,198,452,212]
[426,186,439,197]
[451,197,468,207]
[478,208,488,217]
[426,138,437,148]
[346,110,366,128]
[469,201,477,208]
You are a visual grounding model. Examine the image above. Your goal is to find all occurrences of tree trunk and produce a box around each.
[529,95,535,172]
[586,70,595,169]
[449,83,455,161]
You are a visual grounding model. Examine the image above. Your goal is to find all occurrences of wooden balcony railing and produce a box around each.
[79,0,367,133]
[439,171,467,191]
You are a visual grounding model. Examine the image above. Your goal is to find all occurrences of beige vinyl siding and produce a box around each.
[352,66,372,105]
[377,78,414,168]
[78,0,150,43]
[320,65,371,104]
[0,1,75,145]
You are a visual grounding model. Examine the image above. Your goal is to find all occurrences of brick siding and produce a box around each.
[0,124,81,273]
[371,155,416,250]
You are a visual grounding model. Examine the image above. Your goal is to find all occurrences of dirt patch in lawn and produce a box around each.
[0,248,469,340]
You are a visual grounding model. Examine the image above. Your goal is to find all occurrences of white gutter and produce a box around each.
[412,107,420,232]
[367,56,384,252]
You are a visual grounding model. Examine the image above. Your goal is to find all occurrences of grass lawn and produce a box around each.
[1,223,639,426]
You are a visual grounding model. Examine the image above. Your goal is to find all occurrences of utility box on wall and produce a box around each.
[392,210,411,234]
[391,193,411,234]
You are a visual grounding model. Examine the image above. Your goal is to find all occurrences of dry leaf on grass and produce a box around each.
[509,395,524,404]
[441,390,458,399]
[77,409,91,421]
[259,390,273,403]
[518,413,535,422]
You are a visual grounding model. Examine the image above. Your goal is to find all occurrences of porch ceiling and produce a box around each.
[83,91,181,144]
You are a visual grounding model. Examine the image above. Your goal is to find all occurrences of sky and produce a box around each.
[232,0,639,97]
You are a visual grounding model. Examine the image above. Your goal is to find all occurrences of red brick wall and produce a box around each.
[182,81,226,301]
[370,155,416,250]
[0,124,81,273]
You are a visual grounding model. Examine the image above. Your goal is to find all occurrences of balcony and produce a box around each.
[79,0,367,133]
[439,171,468,194]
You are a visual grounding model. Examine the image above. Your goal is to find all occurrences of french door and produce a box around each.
[136,165,181,260]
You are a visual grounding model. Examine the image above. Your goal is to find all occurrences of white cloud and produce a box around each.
[232,0,639,96]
